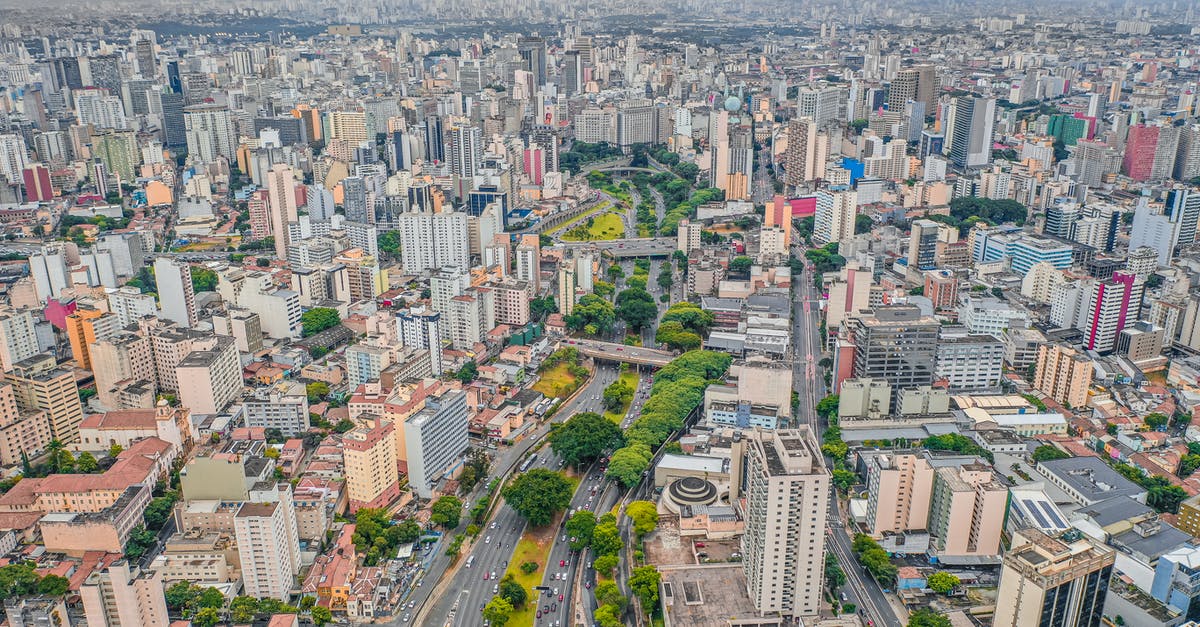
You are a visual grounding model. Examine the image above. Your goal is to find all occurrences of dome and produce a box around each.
[723,95,742,112]
[667,476,718,507]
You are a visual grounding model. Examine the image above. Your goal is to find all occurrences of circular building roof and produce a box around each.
[667,476,718,507]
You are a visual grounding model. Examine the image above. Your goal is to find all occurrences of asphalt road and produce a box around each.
[412,363,619,627]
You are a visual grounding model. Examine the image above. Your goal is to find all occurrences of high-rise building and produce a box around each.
[183,103,236,163]
[738,428,829,618]
[1033,343,1093,408]
[402,389,469,499]
[79,561,169,627]
[993,528,1114,627]
[267,164,298,260]
[424,115,445,163]
[447,124,483,179]
[396,211,469,274]
[91,130,139,183]
[343,416,401,511]
[175,336,240,414]
[784,118,825,188]
[514,234,540,293]
[234,485,301,601]
[936,333,1005,391]
[7,364,84,445]
[888,64,938,112]
[1150,545,1200,622]
[1082,271,1139,353]
[0,135,29,185]
[563,50,582,94]
[153,257,196,328]
[796,86,844,128]
[813,190,857,246]
[928,464,1007,558]
[907,218,941,272]
[75,91,127,130]
[397,308,444,376]
[844,306,940,399]
[517,37,548,87]
[945,96,995,169]
[0,310,40,372]
[865,453,934,536]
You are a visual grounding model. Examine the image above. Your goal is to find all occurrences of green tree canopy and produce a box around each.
[908,608,953,627]
[300,307,340,337]
[629,565,662,615]
[430,495,463,528]
[566,510,597,550]
[627,500,658,537]
[482,596,513,625]
[926,571,960,594]
[606,443,652,487]
[191,267,218,292]
[502,468,573,526]
[549,412,623,467]
[659,302,714,336]
[564,294,616,335]
[615,288,658,331]
[1031,445,1071,463]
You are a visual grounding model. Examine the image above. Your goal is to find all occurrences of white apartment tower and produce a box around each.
[739,428,829,618]
[234,484,301,601]
[153,257,197,328]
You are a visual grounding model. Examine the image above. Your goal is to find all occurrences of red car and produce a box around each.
[559,559,566,567]
[558,594,564,601]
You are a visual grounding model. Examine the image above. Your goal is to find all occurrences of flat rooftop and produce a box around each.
[661,564,782,627]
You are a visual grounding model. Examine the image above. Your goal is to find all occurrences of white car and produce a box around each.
[485,536,491,544]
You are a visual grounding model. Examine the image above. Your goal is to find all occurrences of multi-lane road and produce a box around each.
[411,363,620,627]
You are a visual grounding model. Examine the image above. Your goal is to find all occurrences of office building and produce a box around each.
[888,64,938,112]
[402,388,469,499]
[907,219,940,272]
[447,124,483,179]
[7,364,84,445]
[1150,545,1200,621]
[784,118,825,188]
[517,36,548,86]
[397,308,444,377]
[183,103,236,163]
[844,306,940,399]
[153,257,197,328]
[993,528,1114,627]
[514,234,540,293]
[945,96,995,169]
[1033,343,1092,409]
[813,190,857,246]
[738,428,829,618]
[343,416,401,511]
[865,453,934,536]
[936,333,1005,391]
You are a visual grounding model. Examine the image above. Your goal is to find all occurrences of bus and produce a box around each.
[519,455,538,472]
[465,555,476,568]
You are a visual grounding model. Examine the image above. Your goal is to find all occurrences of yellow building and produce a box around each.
[1034,343,1093,408]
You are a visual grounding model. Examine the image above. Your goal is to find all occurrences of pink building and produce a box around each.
[1086,271,1137,353]
[1122,125,1159,181]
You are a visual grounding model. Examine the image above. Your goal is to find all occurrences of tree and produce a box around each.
[33,573,68,596]
[602,379,634,412]
[593,554,619,577]
[482,596,513,625]
[927,571,960,594]
[197,587,224,609]
[1145,412,1169,430]
[1148,485,1188,514]
[108,443,124,458]
[498,574,527,607]
[832,469,857,493]
[311,605,333,626]
[165,580,199,609]
[659,302,714,336]
[193,607,221,627]
[300,307,340,337]
[908,608,952,627]
[594,603,623,627]
[606,443,652,487]
[378,231,401,257]
[626,500,658,537]
[629,565,662,615]
[191,267,218,292]
[566,510,597,550]
[855,214,874,234]
[591,520,623,556]
[551,412,624,467]
[531,296,558,319]
[615,288,658,331]
[816,395,839,421]
[123,526,156,561]
[430,495,463,528]
[77,451,99,473]
[502,468,573,526]
[729,256,753,274]
[1031,445,1070,463]
[333,418,356,433]
[564,294,616,335]
[455,361,478,383]
[306,381,330,403]
[657,269,673,291]
[229,596,259,623]
[825,552,846,590]
[594,580,625,608]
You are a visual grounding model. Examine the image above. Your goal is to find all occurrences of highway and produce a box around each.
[408,363,620,627]
[395,363,617,626]
[566,338,674,367]
[557,237,675,258]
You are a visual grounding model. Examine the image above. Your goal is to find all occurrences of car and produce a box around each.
[493,584,499,594]
[483,572,490,580]
[561,535,567,542]
[491,571,496,579]
[537,611,542,618]
[402,614,410,622]
[409,601,416,609]
[559,559,566,567]
[552,602,558,611]
[485,535,491,544]
[490,521,498,529]
[695,542,705,548]
[558,594,564,602]
[585,582,591,589]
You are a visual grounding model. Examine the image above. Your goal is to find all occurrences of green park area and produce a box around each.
[604,369,640,424]
[561,211,625,242]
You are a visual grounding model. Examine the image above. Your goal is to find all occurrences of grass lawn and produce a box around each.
[546,202,609,237]
[532,362,581,398]
[603,369,640,424]
[561,211,625,242]
[502,534,552,626]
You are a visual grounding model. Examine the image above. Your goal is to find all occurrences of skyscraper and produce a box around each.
[267,164,298,260]
[945,96,995,169]
[153,257,197,328]
[342,175,368,223]
[907,218,941,271]
[518,36,548,87]
[424,115,445,163]
[448,124,482,179]
[994,528,1114,627]
[738,428,829,618]
[234,485,301,601]
[845,306,940,399]
[183,103,236,163]
[784,118,825,188]
[888,64,938,112]
[563,50,582,95]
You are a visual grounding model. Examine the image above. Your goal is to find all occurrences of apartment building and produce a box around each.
[993,528,1114,627]
[928,464,1007,558]
[865,453,934,536]
[79,561,169,627]
[343,416,401,512]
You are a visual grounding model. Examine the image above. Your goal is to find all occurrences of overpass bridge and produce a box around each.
[558,237,676,258]
[565,339,674,367]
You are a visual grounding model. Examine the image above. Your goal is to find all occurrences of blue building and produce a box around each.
[1151,545,1200,621]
